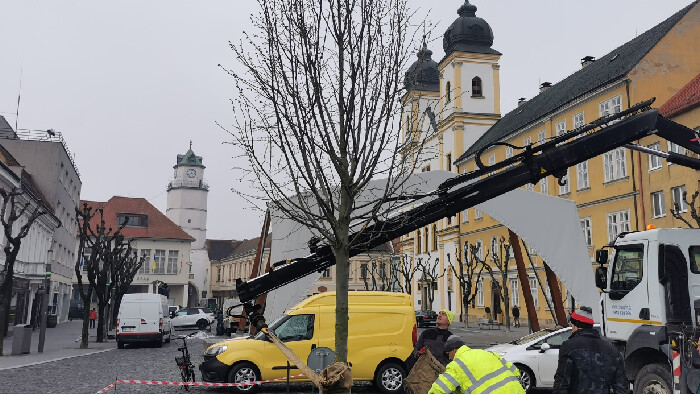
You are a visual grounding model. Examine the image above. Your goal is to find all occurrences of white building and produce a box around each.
[166,146,210,303]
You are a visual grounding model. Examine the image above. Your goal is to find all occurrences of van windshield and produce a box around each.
[253,314,289,340]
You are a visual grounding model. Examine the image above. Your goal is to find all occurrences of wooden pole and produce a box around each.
[544,263,568,326]
[508,230,539,331]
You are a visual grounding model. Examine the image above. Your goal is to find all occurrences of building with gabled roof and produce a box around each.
[398,0,700,325]
[73,196,195,307]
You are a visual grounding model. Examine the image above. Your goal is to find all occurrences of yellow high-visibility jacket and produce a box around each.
[428,345,524,394]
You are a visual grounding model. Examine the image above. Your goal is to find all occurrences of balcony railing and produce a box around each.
[2,129,81,178]
[13,261,46,277]
[167,179,209,191]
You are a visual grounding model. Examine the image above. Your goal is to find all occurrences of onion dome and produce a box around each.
[443,0,500,56]
[404,41,440,92]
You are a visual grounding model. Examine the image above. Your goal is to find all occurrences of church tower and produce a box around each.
[166,144,208,250]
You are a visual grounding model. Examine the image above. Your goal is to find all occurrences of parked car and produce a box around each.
[200,291,417,394]
[68,299,84,321]
[116,293,173,349]
[485,324,601,391]
[172,307,216,329]
[415,310,437,328]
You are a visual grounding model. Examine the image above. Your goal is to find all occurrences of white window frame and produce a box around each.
[475,240,483,260]
[672,185,688,213]
[603,148,627,182]
[491,237,498,261]
[529,277,539,308]
[599,95,622,117]
[540,178,548,195]
[573,112,585,129]
[648,143,662,171]
[576,161,589,190]
[537,130,546,144]
[488,154,496,166]
[556,120,567,138]
[505,146,513,160]
[510,278,519,307]
[667,142,686,166]
[477,279,484,307]
[580,217,592,247]
[651,191,666,218]
[559,168,570,195]
[475,208,482,220]
[607,210,631,243]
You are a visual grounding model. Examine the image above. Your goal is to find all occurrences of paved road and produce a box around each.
[0,323,551,393]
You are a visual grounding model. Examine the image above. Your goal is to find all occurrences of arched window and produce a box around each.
[432,224,438,251]
[423,228,429,253]
[446,81,452,103]
[472,77,482,97]
[416,229,422,253]
[491,237,498,261]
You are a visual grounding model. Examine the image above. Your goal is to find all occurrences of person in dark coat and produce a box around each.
[411,309,455,366]
[553,306,627,394]
[512,305,520,328]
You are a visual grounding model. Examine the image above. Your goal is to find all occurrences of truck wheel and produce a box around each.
[375,362,406,394]
[228,362,260,393]
[633,363,672,394]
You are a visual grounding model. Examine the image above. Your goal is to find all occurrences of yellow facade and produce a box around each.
[398,2,700,327]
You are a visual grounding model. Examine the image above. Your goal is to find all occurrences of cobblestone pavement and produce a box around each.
[0,326,550,394]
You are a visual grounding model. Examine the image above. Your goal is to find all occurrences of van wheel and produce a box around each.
[375,362,405,394]
[633,364,672,394]
[197,319,208,330]
[228,362,260,393]
[155,334,163,348]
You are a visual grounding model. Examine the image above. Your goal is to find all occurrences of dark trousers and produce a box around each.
[513,317,520,327]
[90,318,96,329]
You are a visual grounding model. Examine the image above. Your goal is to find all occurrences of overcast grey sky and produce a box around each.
[0,0,692,240]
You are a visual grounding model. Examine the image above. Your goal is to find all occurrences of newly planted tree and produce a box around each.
[449,243,486,327]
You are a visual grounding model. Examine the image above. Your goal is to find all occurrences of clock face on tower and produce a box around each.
[187,169,196,178]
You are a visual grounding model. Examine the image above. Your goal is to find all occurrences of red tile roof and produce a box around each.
[79,196,194,241]
[659,72,700,117]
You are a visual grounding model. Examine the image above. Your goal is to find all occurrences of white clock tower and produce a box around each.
[167,143,209,304]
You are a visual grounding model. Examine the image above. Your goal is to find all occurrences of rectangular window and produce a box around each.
[559,168,570,195]
[505,146,513,162]
[600,95,622,117]
[379,263,386,279]
[556,120,567,138]
[167,250,178,274]
[576,161,589,190]
[523,136,532,147]
[321,267,331,278]
[537,130,546,144]
[603,148,627,182]
[607,210,631,243]
[360,263,368,279]
[217,268,221,282]
[580,217,592,247]
[117,214,148,227]
[672,185,688,213]
[475,209,482,220]
[462,207,469,223]
[488,154,496,166]
[540,178,548,195]
[154,249,166,274]
[652,191,666,218]
[573,112,585,129]
[525,182,534,192]
[477,279,484,307]
[475,240,483,260]
[510,278,519,307]
[668,141,685,155]
[139,249,151,274]
[648,143,662,171]
[529,277,539,308]
[446,153,452,172]
[422,165,431,172]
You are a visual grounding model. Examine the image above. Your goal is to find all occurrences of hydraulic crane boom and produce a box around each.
[237,100,700,303]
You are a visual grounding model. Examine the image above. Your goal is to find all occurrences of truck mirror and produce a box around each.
[595,266,608,290]
[596,249,608,265]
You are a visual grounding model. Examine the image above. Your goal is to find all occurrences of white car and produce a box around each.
[172,307,215,330]
[486,325,601,391]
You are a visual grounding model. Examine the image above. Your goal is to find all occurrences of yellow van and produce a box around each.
[199,291,417,393]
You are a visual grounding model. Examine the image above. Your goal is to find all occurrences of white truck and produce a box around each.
[596,228,700,394]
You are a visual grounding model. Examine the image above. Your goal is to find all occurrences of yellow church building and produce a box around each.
[398,0,700,327]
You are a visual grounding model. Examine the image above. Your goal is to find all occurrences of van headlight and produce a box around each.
[206,345,228,356]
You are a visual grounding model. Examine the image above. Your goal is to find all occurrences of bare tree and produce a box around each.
[416,254,444,311]
[449,244,486,328]
[672,190,700,228]
[361,253,392,291]
[391,254,419,295]
[109,242,144,331]
[0,188,47,356]
[481,237,512,331]
[224,0,425,364]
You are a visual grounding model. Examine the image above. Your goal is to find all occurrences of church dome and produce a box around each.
[443,1,499,56]
[404,42,440,92]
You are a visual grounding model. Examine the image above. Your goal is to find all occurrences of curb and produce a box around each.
[0,347,116,371]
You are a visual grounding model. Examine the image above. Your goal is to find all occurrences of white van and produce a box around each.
[116,293,173,348]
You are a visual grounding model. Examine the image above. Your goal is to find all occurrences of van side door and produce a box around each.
[262,313,318,380]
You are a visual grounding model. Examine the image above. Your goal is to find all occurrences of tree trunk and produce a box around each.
[80,288,92,349]
[462,294,469,328]
[111,294,123,331]
[97,301,106,343]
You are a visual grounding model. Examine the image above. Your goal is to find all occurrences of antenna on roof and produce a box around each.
[15,67,22,132]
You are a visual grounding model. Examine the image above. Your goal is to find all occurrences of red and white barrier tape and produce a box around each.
[95,374,307,393]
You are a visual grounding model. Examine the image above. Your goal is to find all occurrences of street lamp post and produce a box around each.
[38,250,52,353]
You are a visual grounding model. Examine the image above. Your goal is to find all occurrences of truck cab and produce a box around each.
[596,228,700,392]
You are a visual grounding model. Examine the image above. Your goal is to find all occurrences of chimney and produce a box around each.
[581,56,596,68]
[518,98,527,107]
[540,82,552,93]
